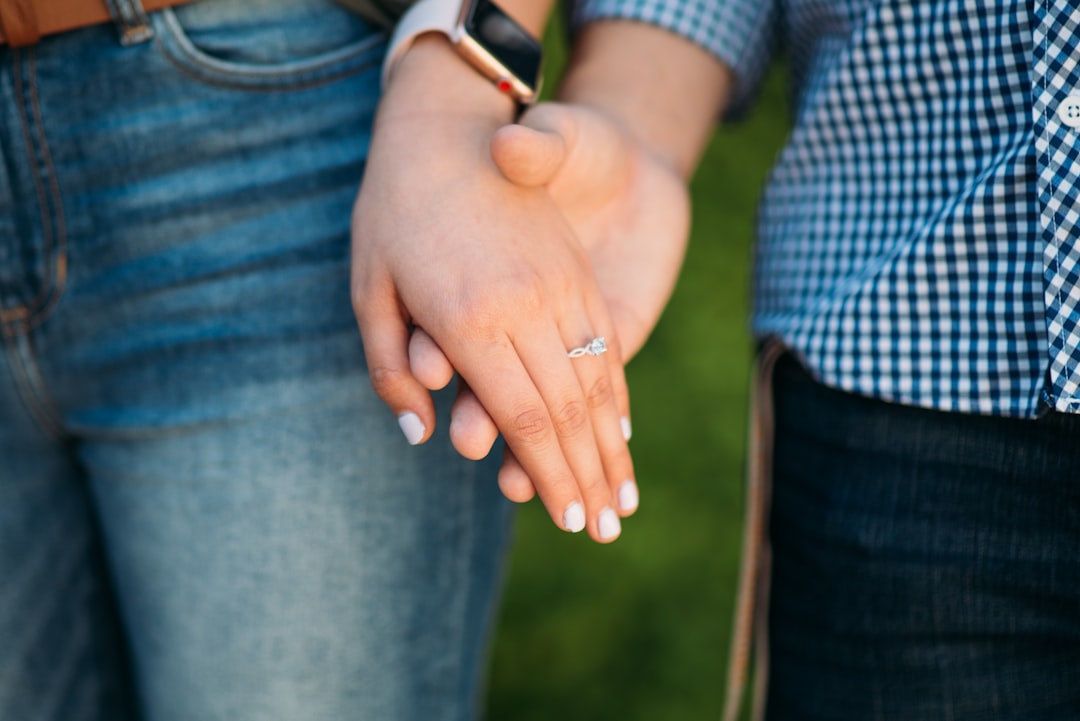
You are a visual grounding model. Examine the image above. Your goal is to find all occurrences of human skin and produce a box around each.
[407,20,734,513]
[351,1,639,543]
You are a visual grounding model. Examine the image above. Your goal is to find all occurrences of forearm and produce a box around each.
[558,20,733,179]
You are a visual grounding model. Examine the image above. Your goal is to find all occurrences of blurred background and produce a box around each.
[485,14,792,721]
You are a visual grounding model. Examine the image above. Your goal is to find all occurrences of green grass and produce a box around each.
[485,32,792,720]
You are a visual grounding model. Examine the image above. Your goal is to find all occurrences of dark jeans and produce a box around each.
[766,355,1080,720]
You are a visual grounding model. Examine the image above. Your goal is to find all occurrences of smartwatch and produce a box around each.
[382,0,543,105]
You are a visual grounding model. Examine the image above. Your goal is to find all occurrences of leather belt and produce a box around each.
[0,0,196,47]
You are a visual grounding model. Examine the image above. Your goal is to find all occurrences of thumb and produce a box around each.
[490,105,574,187]
[495,103,636,213]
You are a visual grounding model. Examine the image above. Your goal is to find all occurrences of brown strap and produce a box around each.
[0,0,197,47]
[721,338,784,721]
[0,0,41,46]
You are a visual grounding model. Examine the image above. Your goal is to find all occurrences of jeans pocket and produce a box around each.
[151,0,387,91]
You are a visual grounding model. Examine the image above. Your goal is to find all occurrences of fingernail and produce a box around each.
[598,507,621,540]
[618,481,639,513]
[620,416,632,441]
[397,412,425,445]
[564,502,586,533]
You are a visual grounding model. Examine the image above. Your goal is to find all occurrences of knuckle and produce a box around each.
[511,407,550,445]
[447,295,502,344]
[368,364,412,400]
[459,272,547,324]
[510,272,549,315]
[551,399,588,438]
[584,376,613,411]
[578,472,608,498]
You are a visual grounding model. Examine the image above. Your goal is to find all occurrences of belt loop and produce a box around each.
[0,0,42,47]
[104,0,154,45]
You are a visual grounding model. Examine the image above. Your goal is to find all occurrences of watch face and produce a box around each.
[462,0,542,93]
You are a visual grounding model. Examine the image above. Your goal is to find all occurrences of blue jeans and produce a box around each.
[767,354,1080,719]
[0,2,513,720]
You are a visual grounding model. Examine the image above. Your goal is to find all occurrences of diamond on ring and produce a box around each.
[568,336,607,358]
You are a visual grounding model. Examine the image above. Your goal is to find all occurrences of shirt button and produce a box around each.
[1059,95,1080,128]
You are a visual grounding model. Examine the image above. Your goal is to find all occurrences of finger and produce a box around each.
[449,380,500,461]
[490,117,569,187]
[559,269,639,521]
[565,328,636,532]
[605,335,639,515]
[497,446,537,504]
[585,293,638,516]
[446,330,588,536]
[409,327,454,391]
[352,281,436,446]
[510,324,622,543]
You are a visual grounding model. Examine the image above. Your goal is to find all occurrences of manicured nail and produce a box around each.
[620,416,632,441]
[618,481,639,513]
[598,507,621,540]
[564,502,586,533]
[397,412,425,445]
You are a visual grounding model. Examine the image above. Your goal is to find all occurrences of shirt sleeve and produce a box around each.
[567,0,779,116]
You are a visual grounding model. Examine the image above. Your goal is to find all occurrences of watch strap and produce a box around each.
[381,0,463,89]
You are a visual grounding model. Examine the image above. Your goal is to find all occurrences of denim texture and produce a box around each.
[0,2,513,720]
[767,355,1080,719]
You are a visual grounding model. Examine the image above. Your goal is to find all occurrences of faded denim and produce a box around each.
[0,2,513,720]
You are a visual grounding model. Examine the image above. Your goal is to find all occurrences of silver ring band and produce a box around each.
[568,336,607,358]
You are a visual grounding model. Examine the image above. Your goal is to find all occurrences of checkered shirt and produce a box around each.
[572,0,1080,418]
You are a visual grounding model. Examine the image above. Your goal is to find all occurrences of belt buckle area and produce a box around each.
[106,0,154,46]
[117,19,153,46]
[0,0,43,47]
[0,0,158,48]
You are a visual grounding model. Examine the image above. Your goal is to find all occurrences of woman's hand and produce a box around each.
[350,38,634,543]
[419,19,731,519]
[410,101,693,512]
[497,103,692,360]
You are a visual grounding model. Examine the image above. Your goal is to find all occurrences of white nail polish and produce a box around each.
[618,481,639,513]
[397,412,425,446]
[564,502,586,533]
[599,507,620,540]
[620,416,632,441]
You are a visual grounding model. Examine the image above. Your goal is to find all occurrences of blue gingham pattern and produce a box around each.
[573,0,1080,418]
[1035,1,1080,413]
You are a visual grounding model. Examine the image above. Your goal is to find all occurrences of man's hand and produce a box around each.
[495,103,692,359]
[409,101,693,510]
[409,16,733,513]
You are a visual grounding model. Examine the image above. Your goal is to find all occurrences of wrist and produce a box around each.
[382,0,544,107]
[557,21,731,179]
[369,37,522,190]
[379,34,519,126]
